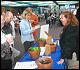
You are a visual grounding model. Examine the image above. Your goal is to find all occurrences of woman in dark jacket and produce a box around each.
[59,24,79,60]
[58,11,79,69]
[59,11,79,59]
[46,11,79,69]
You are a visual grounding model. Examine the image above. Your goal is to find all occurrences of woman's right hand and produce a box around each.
[32,27,36,31]
[30,20,34,23]
[57,59,64,64]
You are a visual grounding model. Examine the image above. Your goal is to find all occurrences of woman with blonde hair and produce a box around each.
[20,9,35,52]
[26,7,39,41]
[46,11,79,69]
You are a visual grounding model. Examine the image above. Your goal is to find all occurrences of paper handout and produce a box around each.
[14,61,38,69]
[34,25,40,30]
[40,47,45,56]
[40,24,49,39]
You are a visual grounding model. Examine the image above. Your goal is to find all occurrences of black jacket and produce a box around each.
[59,24,79,60]
[2,22,12,35]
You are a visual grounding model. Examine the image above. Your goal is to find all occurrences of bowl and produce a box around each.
[36,57,53,69]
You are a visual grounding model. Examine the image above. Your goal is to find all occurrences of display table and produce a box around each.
[14,39,65,69]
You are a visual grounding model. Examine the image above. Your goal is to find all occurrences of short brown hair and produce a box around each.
[60,11,79,26]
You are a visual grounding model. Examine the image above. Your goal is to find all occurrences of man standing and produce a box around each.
[1,14,13,69]
[2,11,15,68]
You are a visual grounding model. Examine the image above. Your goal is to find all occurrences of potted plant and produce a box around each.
[36,38,46,47]
[45,43,57,54]
[36,57,53,69]
[28,47,41,60]
[45,34,57,53]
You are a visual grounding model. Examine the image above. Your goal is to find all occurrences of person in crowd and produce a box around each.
[14,18,21,35]
[2,11,16,67]
[20,9,36,52]
[46,12,52,27]
[2,11,13,35]
[2,11,15,48]
[46,11,79,69]
[1,15,13,69]
[76,3,79,22]
[26,7,39,41]
[44,10,48,24]
[2,11,5,18]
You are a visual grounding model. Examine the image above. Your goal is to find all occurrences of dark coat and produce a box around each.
[59,24,79,60]
[2,22,12,35]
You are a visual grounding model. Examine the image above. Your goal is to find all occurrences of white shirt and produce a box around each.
[1,31,14,45]
[1,31,6,44]
[10,21,15,38]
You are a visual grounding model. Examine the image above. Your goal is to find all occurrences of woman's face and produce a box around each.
[60,14,68,26]
[5,14,13,23]
[25,14,30,20]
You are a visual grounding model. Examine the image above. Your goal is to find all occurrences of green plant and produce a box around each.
[36,38,46,42]
[29,47,41,51]
[28,47,41,60]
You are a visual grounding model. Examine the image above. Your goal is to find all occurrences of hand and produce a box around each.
[32,27,35,31]
[46,36,53,44]
[34,25,40,29]
[44,31,53,44]
[45,44,51,56]
[57,59,64,64]
[29,20,34,23]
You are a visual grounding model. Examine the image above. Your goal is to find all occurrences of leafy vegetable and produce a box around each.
[29,47,41,51]
[36,38,46,42]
